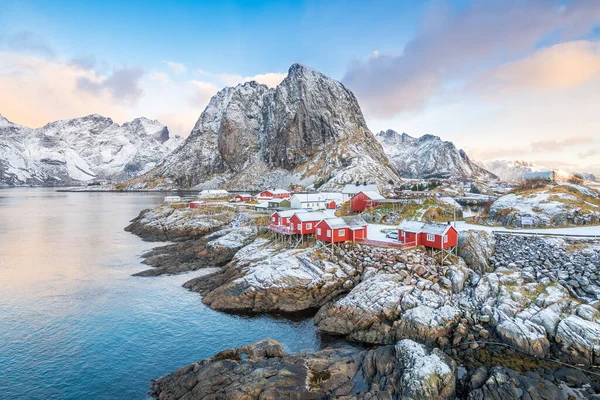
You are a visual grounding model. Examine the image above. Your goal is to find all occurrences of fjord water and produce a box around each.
[0,188,319,400]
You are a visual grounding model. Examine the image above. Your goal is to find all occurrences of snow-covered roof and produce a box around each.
[291,193,344,202]
[272,189,290,194]
[361,191,385,200]
[273,209,309,218]
[398,220,454,235]
[398,220,425,233]
[254,201,270,208]
[294,211,328,222]
[268,198,289,204]
[236,193,252,197]
[342,184,379,195]
[319,215,367,229]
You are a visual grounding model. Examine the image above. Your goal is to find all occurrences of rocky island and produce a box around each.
[128,199,600,400]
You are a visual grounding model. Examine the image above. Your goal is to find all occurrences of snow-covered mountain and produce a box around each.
[482,160,573,182]
[375,130,497,180]
[0,114,182,186]
[132,63,399,190]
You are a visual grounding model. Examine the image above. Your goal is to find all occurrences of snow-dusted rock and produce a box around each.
[555,315,600,365]
[129,64,400,190]
[495,318,550,358]
[0,114,181,186]
[125,204,235,241]
[395,339,456,400]
[193,238,359,313]
[458,230,495,273]
[376,129,496,180]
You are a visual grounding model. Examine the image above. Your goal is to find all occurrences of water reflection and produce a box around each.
[0,188,322,400]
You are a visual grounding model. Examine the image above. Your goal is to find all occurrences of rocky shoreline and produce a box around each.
[127,205,600,399]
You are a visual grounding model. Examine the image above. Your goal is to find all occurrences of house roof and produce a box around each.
[268,198,289,204]
[291,193,344,202]
[294,211,328,222]
[398,220,455,235]
[319,215,367,229]
[254,201,270,208]
[273,209,308,218]
[360,191,385,200]
[236,193,252,197]
[342,184,379,195]
[272,189,290,194]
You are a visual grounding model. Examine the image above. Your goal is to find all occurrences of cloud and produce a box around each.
[0,31,55,58]
[580,148,600,158]
[531,136,594,151]
[199,69,286,88]
[343,0,600,118]
[77,67,144,103]
[0,52,127,127]
[163,60,187,74]
[189,80,219,106]
[70,55,98,70]
[475,41,600,94]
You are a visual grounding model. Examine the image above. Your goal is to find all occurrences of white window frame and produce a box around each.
[306,223,312,229]
[327,230,331,238]
[338,230,345,237]
[272,216,276,222]
[317,228,321,235]
[427,233,435,242]
[443,235,448,243]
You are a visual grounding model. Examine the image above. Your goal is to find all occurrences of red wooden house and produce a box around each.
[256,190,275,201]
[234,194,253,202]
[350,191,386,212]
[289,211,327,235]
[315,216,368,243]
[272,189,291,199]
[397,221,458,249]
[270,210,301,227]
[189,200,207,208]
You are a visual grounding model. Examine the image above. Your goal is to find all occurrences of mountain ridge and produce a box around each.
[0,114,182,186]
[375,129,497,180]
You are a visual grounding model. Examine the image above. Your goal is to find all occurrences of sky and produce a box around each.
[1,0,600,174]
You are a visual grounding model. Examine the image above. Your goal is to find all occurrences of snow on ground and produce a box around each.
[454,221,600,236]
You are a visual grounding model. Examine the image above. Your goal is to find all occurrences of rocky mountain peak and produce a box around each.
[140,63,399,190]
[376,129,497,180]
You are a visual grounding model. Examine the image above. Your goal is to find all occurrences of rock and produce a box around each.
[395,305,462,345]
[195,238,357,313]
[555,315,600,364]
[457,230,495,273]
[495,318,550,358]
[151,339,457,400]
[575,304,599,321]
[125,204,235,242]
[469,366,488,391]
[468,366,565,400]
[395,339,456,399]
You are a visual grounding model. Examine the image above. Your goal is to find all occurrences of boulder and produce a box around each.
[458,230,495,273]
[495,318,550,358]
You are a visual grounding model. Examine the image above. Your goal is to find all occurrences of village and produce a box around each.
[162,183,461,258]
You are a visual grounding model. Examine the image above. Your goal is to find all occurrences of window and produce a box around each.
[443,235,448,243]
[427,233,434,242]
[306,223,312,229]
[327,230,331,238]
[317,228,321,235]
[272,217,276,222]
[338,230,345,237]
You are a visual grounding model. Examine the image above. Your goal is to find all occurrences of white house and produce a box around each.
[198,189,229,198]
[341,184,380,203]
[290,193,344,210]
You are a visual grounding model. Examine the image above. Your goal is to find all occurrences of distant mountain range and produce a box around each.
[0,114,182,186]
[482,160,598,182]
[375,130,497,180]
[5,64,593,188]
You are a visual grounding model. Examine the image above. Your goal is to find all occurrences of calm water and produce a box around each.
[0,188,321,400]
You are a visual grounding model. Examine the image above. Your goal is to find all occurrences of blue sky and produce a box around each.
[1,0,600,174]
